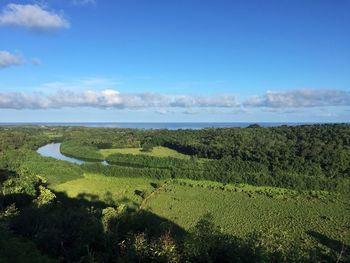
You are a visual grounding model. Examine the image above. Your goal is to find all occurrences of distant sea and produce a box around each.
[0,122,326,130]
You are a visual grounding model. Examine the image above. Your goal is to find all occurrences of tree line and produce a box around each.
[49,124,350,192]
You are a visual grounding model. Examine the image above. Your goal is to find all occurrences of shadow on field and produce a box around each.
[307,230,350,254]
[0,169,16,183]
[74,191,140,209]
[0,184,186,262]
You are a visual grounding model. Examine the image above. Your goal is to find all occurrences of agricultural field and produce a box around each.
[99,146,190,159]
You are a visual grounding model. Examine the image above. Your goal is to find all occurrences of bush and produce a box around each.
[34,186,56,208]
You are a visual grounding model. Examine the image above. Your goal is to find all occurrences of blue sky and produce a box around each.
[0,0,349,122]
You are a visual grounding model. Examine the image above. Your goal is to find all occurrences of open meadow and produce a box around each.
[99,146,190,159]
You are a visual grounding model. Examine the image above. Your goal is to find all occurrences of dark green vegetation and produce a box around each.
[61,140,104,161]
[61,124,350,192]
[0,124,349,262]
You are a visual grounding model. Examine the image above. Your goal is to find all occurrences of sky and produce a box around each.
[0,0,349,122]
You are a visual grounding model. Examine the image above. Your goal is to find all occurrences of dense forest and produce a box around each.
[59,124,350,192]
[0,124,349,262]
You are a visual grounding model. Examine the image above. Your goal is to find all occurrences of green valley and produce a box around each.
[1,124,349,262]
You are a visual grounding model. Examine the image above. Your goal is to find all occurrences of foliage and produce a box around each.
[1,149,83,185]
[144,180,350,247]
[34,186,56,208]
[0,225,56,263]
[183,214,244,262]
[60,140,104,161]
[141,143,154,152]
[120,231,180,263]
[106,153,201,170]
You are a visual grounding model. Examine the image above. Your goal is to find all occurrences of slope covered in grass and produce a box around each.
[144,181,350,246]
[51,173,163,209]
[99,146,190,159]
[51,172,350,248]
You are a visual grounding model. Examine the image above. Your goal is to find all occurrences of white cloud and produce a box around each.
[0,50,23,68]
[169,94,238,108]
[0,4,70,30]
[244,89,350,108]
[1,88,348,112]
[0,92,49,109]
[0,89,239,110]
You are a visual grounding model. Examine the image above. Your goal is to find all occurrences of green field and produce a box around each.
[52,173,163,209]
[99,146,190,159]
[51,174,350,247]
[145,181,350,244]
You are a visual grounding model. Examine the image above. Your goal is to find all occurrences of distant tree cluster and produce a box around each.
[60,140,104,161]
[146,124,350,191]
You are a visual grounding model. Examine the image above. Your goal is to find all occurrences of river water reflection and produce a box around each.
[37,143,108,165]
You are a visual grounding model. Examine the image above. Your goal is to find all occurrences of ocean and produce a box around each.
[0,122,322,130]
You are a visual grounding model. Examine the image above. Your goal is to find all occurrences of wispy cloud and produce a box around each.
[78,77,119,86]
[0,89,240,110]
[168,94,238,108]
[39,78,120,91]
[72,0,96,6]
[244,89,350,108]
[0,3,69,30]
[0,50,23,68]
[31,58,42,65]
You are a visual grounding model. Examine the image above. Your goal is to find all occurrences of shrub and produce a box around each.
[34,186,56,207]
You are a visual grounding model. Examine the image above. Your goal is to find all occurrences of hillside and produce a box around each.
[0,124,349,262]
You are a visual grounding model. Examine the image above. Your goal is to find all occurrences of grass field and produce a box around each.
[51,173,350,247]
[145,181,350,246]
[99,146,190,159]
[51,173,163,209]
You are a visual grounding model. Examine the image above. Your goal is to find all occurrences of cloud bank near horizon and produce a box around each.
[244,89,350,108]
[0,89,349,111]
[0,89,239,110]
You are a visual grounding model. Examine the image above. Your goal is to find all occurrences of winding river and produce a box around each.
[37,143,108,165]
